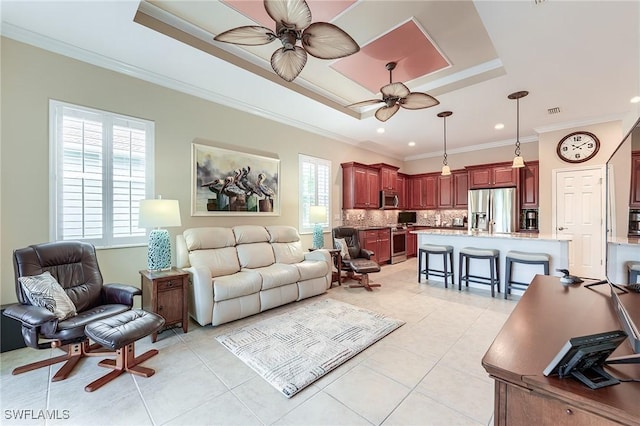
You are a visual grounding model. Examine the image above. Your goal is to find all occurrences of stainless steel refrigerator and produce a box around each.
[468,188,517,233]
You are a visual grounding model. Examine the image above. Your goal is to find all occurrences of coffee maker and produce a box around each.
[523,209,538,230]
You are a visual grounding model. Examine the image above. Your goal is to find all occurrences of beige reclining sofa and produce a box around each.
[176,225,331,326]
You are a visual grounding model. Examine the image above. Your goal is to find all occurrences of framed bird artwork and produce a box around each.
[192,143,280,216]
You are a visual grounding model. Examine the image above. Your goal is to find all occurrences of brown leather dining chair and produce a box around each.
[332,227,381,291]
[2,241,141,382]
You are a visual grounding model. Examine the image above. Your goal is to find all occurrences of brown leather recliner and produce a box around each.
[332,227,381,291]
[3,241,141,381]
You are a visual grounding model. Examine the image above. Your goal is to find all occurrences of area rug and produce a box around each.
[216,298,404,398]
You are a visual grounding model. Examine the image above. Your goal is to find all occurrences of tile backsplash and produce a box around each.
[342,209,467,227]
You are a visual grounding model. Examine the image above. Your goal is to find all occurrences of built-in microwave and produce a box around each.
[380,190,399,209]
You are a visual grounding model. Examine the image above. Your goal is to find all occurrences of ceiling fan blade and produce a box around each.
[214,26,277,46]
[380,82,410,99]
[346,99,384,109]
[400,92,440,110]
[271,46,307,81]
[375,104,400,122]
[265,0,312,30]
[301,23,360,59]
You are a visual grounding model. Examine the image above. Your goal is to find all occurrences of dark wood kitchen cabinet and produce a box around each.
[341,162,380,209]
[409,173,438,209]
[372,163,399,191]
[520,161,539,208]
[631,151,640,208]
[453,170,469,209]
[359,228,390,265]
[437,174,454,208]
[397,173,408,209]
[467,162,518,189]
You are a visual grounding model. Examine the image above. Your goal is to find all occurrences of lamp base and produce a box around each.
[312,224,324,249]
[147,229,172,271]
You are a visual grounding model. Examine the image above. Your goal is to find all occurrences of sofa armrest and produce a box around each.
[304,249,330,263]
[102,283,141,306]
[183,265,214,326]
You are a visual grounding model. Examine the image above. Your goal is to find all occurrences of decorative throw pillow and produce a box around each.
[334,238,351,259]
[19,271,77,320]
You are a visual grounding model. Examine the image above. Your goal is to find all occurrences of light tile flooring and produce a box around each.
[0,258,518,426]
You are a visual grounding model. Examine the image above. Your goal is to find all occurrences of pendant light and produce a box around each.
[438,111,453,175]
[508,91,528,168]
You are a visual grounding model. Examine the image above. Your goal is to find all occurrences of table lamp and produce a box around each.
[309,205,327,249]
[138,198,181,271]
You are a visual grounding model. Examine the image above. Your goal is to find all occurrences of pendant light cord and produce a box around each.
[443,116,448,166]
[515,97,521,157]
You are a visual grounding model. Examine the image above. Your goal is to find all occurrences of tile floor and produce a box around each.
[0,258,518,426]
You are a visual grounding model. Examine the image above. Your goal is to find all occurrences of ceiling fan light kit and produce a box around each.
[214,0,359,82]
[508,90,529,169]
[347,61,440,122]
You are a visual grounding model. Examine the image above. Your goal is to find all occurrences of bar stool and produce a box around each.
[504,251,550,299]
[627,261,640,284]
[458,247,500,297]
[418,244,454,288]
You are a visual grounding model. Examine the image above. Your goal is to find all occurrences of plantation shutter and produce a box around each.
[299,154,331,233]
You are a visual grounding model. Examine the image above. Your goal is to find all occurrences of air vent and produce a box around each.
[534,0,546,4]
[547,107,561,115]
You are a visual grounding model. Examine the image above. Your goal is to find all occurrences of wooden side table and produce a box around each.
[140,268,189,342]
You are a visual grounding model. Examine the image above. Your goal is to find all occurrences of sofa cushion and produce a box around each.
[237,242,275,269]
[189,247,240,278]
[251,264,300,290]
[184,227,236,250]
[295,259,329,281]
[233,225,270,244]
[272,241,305,264]
[267,226,300,243]
[213,271,262,302]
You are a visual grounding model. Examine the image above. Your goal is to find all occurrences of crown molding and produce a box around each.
[533,114,625,134]
[403,135,537,161]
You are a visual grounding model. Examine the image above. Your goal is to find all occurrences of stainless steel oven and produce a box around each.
[391,227,407,264]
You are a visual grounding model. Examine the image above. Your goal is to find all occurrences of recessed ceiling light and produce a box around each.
[494,123,504,130]
[376,128,385,134]
[631,96,640,104]
[408,141,416,147]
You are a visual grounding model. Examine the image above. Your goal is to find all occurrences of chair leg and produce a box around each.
[505,258,512,299]
[347,273,381,291]
[12,340,114,382]
[85,343,159,392]
[458,253,463,291]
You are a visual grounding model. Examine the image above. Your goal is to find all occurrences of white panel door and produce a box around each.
[554,167,604,279]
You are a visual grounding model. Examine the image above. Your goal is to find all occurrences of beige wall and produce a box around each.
[0,38,395,304]
[537,121,623,234]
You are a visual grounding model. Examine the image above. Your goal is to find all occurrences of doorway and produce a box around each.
[552,166,605,279]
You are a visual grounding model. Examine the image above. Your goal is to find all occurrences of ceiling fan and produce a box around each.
[347,62,440,122]
[214,0,360,82]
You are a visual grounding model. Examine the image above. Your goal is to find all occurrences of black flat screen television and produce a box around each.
[398,211,416,224]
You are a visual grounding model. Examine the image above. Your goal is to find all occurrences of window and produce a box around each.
[49,100,154,248]
[299,154,331,233]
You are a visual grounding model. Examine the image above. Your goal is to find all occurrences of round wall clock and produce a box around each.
[556,131,600,163]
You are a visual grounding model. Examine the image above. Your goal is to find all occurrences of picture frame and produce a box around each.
[191,143,280,216]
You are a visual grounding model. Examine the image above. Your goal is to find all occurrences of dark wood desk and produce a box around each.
[482,275,640,425]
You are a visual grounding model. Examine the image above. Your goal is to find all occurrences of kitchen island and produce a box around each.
[412,229,572,294]
[607,237,640,284]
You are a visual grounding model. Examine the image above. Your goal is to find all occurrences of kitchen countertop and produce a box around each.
[608,237,639,246]
[411,228,572,242]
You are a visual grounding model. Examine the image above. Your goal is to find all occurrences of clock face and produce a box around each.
[556,132,600,163]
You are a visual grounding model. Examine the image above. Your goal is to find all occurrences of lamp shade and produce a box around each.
[309,206,327,224]
[139,199,181,228]
[512,156,525,168]
[441,165,451,176]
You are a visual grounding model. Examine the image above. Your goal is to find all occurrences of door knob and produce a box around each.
[558,226,565,230]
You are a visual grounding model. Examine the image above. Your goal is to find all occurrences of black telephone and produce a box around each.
[557,269,583,285]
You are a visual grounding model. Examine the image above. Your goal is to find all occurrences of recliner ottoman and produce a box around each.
[84,309,165,392]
